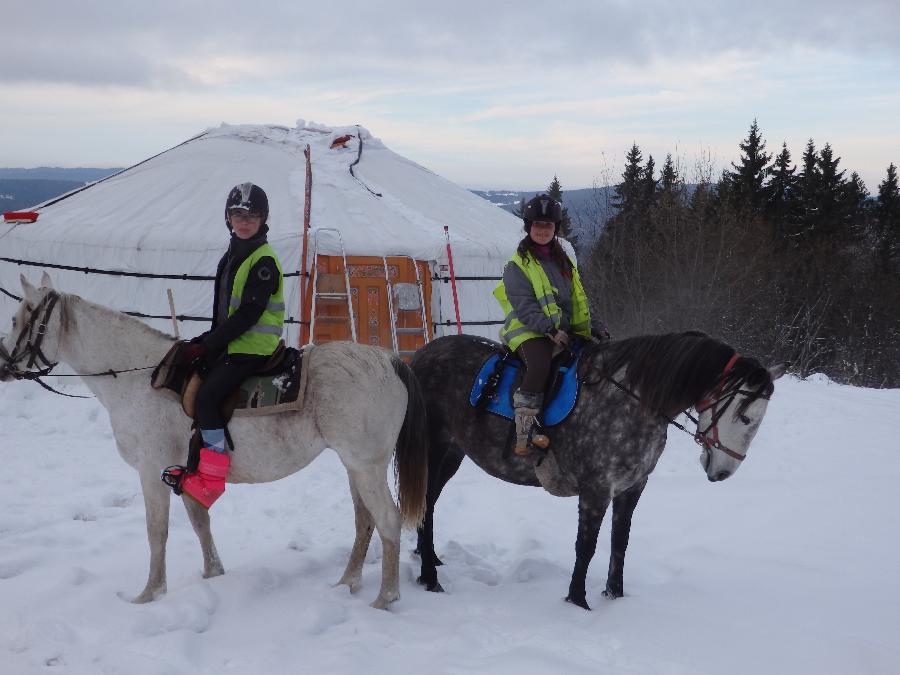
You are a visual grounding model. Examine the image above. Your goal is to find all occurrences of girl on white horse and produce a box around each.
[166,182,284,508]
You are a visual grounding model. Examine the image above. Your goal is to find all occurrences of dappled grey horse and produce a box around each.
[413,333,785,609]
[0,273,428,609]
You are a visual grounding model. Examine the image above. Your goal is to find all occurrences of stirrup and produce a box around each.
[160,465,186,495]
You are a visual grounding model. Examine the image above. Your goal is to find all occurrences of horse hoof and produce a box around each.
[417,576,444,593]
[122,586,165,604]
[602,588,623,599]
[565,594,591,611]
[203,566,225,579]
[370,594,398,610]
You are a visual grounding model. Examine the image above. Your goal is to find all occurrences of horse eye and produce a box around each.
[738,414,751,425]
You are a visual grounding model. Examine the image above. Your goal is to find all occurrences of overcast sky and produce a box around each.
[2,0,898,190]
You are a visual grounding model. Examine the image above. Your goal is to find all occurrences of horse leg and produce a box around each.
[416,431,464,592]
[182,493,225,579]
[603,478,647,599]
[348,468,402,609]
[131,469,171,603]
[335,476,374,593]
[565,492,611,611]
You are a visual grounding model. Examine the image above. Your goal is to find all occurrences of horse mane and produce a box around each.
[60,292,176,342]
[593,330,774,417]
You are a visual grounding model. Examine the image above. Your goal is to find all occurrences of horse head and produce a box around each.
[0,272,63,383]
[695,358,787,482]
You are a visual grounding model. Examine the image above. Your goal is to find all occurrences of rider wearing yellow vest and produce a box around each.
[494,194,608,455]
[175,182,285,508]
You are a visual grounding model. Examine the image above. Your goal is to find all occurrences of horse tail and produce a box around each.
[391,355,428,529]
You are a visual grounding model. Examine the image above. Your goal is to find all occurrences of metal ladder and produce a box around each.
[382,255,430,356]
[309,228,357,343]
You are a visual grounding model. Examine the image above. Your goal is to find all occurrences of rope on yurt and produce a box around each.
[348,125,382,198]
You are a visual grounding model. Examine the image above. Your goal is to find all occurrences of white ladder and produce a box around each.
[382,255,430,357]
[309,228,357,343]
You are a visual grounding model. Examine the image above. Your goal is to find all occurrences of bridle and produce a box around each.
[0,290,156,398]
[692,353,749,462]
[0,290,61,383]
[594,349,768,463]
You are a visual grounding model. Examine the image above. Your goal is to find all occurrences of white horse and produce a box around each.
[0,273,428,609]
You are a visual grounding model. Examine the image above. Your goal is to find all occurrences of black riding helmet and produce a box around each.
[224,182,269,230]
[522,194,563,233]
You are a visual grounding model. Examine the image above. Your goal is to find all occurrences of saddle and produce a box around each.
[468,340,583,427]
[151,340,310,422]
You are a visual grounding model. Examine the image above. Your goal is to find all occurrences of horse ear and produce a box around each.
[768,362,788,381]
[40,271,54,290]
[20,274,39,303]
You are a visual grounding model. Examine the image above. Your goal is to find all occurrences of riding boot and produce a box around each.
[513,389,549,455]
[180,428,230,509]
[181,447,230,509]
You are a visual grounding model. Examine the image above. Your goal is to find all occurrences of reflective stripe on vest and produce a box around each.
[493,250,591,351]
[227,243,284,355]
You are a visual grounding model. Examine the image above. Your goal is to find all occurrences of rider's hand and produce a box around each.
[183,341,206,363]
[547,330,570,347]
[591,328,611,342]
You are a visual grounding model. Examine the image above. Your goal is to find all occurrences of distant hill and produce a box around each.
[471,187,617,249]
[0,168,122,212]
[0,167,122,182]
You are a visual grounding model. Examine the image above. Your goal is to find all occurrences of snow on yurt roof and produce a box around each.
[0,121,524,343]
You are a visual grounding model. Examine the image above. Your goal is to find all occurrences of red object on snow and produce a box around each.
[329,134,354,149]
[3,211,39,224]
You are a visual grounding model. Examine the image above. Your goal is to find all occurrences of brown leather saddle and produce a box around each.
[151,340,308,422]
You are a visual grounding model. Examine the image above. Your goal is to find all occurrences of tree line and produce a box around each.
[554,120,900,387]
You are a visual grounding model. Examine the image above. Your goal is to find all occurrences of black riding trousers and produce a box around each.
[196,354,268,429]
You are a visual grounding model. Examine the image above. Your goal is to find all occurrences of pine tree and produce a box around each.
[546,174,574,240]
[876,163,900,270]
[659,154,678,195]
[642,155,658,205]
[725,119,772,212]
[612,143,645,216]
[815,143,849,238]
[766,141,800,241]
[796,139,822,235]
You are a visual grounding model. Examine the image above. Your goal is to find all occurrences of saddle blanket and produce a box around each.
[468,348,580,427]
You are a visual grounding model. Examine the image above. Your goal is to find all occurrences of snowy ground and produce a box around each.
[1,374,898,674]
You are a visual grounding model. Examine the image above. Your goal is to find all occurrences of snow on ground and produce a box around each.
[0,373,898,674]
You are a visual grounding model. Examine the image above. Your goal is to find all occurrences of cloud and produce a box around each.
[2,1,897,89]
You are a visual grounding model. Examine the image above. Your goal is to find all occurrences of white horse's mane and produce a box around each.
[61,291,177,342]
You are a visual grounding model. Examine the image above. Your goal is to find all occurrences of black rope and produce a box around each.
[0,256,301,280]
[348,126,382,198]
[433,275,502,282]
[0,286,302,325]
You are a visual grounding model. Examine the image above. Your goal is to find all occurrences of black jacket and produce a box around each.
[203,231,280,356]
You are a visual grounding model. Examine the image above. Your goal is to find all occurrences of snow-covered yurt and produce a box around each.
[0,122,524,354]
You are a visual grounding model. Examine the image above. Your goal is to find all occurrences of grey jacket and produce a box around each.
[502,254,606,337]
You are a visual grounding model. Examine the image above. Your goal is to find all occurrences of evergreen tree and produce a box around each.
[642,155,658,205]
[546,174,574,240]
[725,119,772,212]
[815,143,849,238]
[612,143,645,216]
[876,163,900,269]
[659,153,679,194]
[797,139,822,235]
[766,141,800,241]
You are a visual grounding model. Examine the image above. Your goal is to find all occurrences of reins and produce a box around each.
[581,345,766,462]
[0,290,159,399]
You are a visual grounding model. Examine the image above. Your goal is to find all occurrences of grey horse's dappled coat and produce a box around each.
[412,333,782,609]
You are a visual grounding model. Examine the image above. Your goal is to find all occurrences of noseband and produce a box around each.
[0,291,60,381]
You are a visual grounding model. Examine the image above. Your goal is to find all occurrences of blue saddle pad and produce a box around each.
[468,348,580,426]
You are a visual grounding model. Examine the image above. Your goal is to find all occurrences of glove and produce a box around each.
[183,341,206,362]
[547,330,570,347]
[591,328,611,342]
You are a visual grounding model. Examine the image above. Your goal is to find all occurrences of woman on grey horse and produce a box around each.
[493,194,608,455]
[165,182,285,508]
